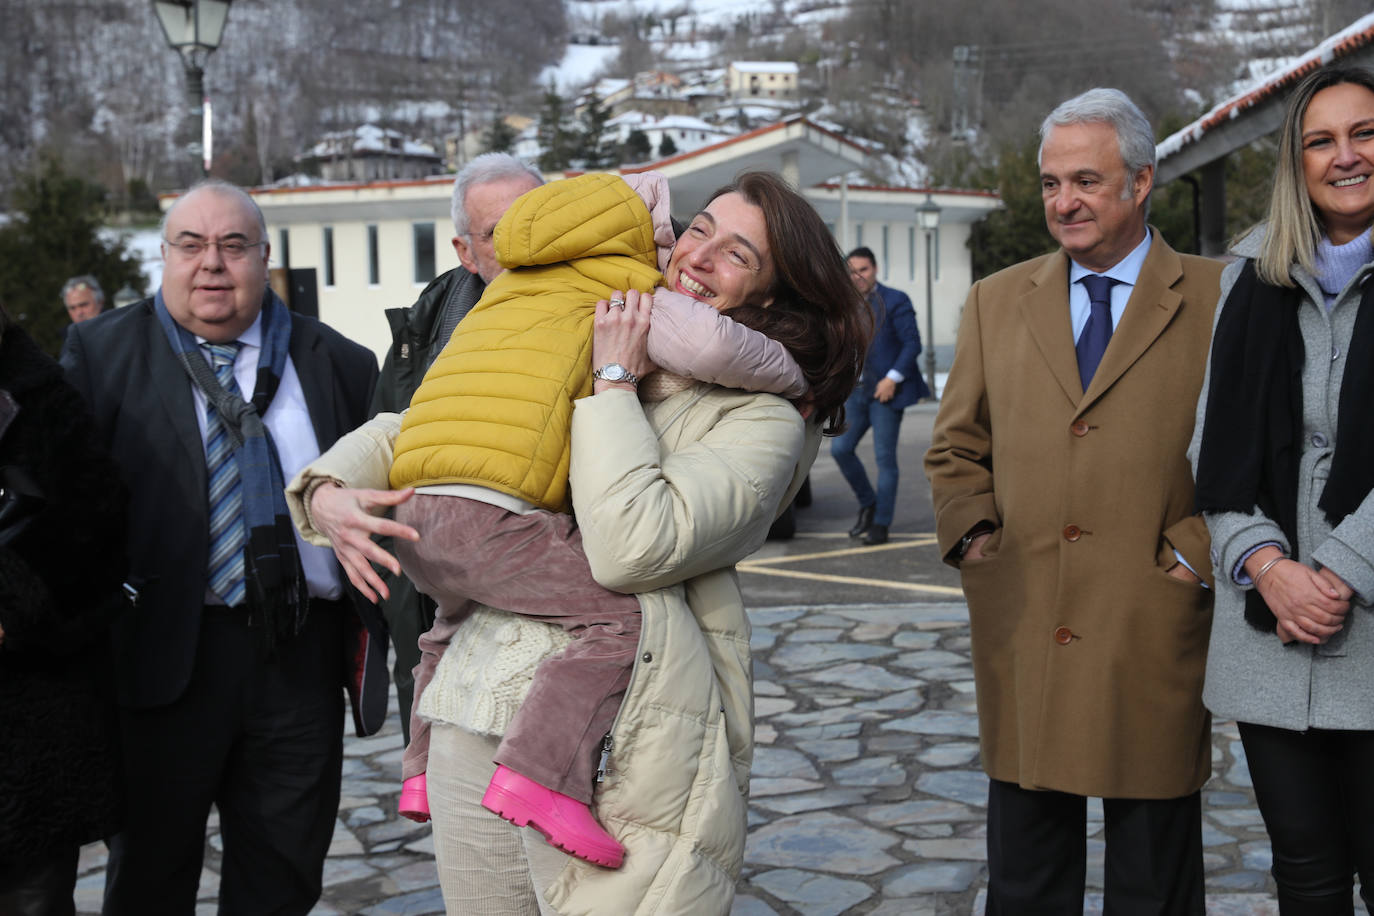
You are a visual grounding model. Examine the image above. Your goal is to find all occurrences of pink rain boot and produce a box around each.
[481,765,624,869]
[398,773,430,823]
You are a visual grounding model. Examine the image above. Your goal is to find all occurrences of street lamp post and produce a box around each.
[152,0,233,174]
[917,194,942,399]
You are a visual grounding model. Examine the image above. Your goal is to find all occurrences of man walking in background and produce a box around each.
[831,245,927,546]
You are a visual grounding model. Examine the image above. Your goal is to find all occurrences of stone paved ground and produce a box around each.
[73,587,1368,914]
[69,409,1367,915]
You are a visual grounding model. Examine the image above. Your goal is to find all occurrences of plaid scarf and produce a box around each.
[155,288,308,648]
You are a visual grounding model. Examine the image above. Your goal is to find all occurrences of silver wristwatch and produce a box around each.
[593,363,639,386]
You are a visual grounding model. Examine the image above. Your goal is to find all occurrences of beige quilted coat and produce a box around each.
[289,385,817,914]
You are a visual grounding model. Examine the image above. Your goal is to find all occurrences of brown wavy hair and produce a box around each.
[709,171,872,434]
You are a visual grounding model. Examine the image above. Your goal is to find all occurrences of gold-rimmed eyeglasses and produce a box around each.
[163,238,267,260]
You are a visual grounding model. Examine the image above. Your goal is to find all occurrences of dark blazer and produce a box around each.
[861,282,929,408]
[60,299,383,722]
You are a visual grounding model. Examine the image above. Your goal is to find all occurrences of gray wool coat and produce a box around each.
[1189,225,1374,731]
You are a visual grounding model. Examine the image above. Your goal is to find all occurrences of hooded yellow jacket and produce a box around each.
[389,173,662,510]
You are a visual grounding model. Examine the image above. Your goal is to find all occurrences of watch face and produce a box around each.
[599,364,628,381]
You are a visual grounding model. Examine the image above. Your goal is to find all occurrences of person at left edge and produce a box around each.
[60,178,383,916]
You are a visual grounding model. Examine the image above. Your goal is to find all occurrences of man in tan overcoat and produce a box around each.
[926,88,1222,914]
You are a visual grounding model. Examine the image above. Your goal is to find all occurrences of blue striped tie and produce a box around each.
[204,342,246,606]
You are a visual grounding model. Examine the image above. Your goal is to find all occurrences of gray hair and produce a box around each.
[61,274,105,304]
[450,153,544,238]
[1039,88,1157,199]
[160,177,268,241]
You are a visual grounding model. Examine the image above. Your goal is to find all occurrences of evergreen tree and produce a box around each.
[0,156,144,355]
[621,128,653,164]
[965,135,1056,279]
[536,86,575,172]
[657,133,678,158]
[483,113,518,154]
[577,93,615,170]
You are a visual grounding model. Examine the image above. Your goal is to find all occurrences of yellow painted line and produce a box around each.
[738,564,967,596]
[745,536,939,566]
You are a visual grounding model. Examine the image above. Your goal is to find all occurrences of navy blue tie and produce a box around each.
[1075,274,1118,391]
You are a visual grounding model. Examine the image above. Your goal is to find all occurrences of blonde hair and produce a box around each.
[1257,65,1374,286]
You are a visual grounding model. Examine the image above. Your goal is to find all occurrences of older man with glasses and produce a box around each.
[60,178,382,916]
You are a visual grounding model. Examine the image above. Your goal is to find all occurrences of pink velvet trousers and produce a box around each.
[396,494,641,803]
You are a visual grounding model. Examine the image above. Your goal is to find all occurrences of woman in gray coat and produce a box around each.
[1192,65,1374,914]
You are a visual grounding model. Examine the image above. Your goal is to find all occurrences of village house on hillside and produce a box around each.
[296,124,443,182]
[726,61,799,99]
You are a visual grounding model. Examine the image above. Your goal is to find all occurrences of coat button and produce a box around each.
[641,652,653,663]
[1063,525,1082,541]
[1070,420,1090,437]
[1311,433,1328,448]
[1054,626,1074,645]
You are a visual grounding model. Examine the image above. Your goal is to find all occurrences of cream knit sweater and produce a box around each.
[415,607,572,736]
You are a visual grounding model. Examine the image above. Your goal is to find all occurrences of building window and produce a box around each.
[322,226,335,288]
[367,224,380,286]
[413,222,435,284]
[279,228,291,270]
[855,224,863,247]
[908,227,916,281]
[881,225,890,279]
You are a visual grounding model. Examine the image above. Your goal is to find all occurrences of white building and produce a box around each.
[213,117,999,385]
[605,111,734,158]
[726,61,800,100]
[806,183,1001,374]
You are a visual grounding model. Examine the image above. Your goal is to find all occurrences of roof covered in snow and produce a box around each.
[1157,13,1374,180]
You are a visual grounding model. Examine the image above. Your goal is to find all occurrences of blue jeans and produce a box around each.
[830,389,904,527]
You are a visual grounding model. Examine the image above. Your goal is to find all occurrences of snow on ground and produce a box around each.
[102,227,164,294]
[540,41,621,93]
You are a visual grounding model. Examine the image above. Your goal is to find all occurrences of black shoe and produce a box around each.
[848,505,875,538]
[862,525,889,545]
[767,502,797,541]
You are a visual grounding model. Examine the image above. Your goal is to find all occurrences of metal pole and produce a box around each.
[924,227,937,398]
[186,64,208,175]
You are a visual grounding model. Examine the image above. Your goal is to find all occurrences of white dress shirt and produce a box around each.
[1067,228,1153,343]
[191,311,343,601]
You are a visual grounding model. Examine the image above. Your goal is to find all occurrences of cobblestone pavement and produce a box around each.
[71,409,1365,914]
[73,582,1367,914]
